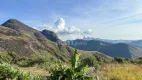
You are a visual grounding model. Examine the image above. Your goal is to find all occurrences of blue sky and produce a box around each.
[0,0,142,40]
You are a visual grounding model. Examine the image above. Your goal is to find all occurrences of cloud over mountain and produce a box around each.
[54,18,81,35]
[35,18,93,40]
[55,18,65,30]
[83,29,93,35]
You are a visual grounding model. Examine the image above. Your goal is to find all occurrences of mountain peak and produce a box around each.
[1,19,35,32]
[41,29,59,42]
[5,18,19,22]
[2,19,24,26]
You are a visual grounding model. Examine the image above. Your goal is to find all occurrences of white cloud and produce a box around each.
[35,18,94,40]
[57,26,81,35]
[55,18,65,30]
[34,24,51,30]
[83,29,93,35]
[53,18,81,35]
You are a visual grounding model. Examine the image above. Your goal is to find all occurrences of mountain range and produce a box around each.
[1,19,141,60]
[0,19,111,62]
[83,37,142,48]
[66,39,142,59]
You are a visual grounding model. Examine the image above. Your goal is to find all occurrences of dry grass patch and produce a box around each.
[19,67,50,76]
[100,64,142,80]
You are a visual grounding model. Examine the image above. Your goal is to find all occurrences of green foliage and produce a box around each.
[17,57,30,67]
[113,57,131,64]
[0,62,41,80]
[49,49,97,80]
[0,52,12,63]
[131,57,142,64]
[81,54,111,70]
[0,52,20,64]
[0,63,19,79]
[17,53,59,68]
[8,52,20,64]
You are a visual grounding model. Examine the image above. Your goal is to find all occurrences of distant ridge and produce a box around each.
[66,39,142,59]
[83,37,142,48]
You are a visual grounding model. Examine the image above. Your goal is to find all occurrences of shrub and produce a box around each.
[17,53,59,68]
[132,57,142,64]
[81,54,111,70]
[0,52,20,64]
[7,52,20,64]
[0,52,13,63]
[0,62,19,79]
[81,56,100,70]
[49,49,97,80]
[0,62,41,80]
[113,57,130,63]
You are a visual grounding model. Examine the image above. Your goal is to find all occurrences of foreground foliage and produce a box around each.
[0,62,41,80]
[49,49,97,80]
[0,52,142,80]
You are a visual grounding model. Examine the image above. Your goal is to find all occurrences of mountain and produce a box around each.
[0,19,75,61]
[83,37,142,48]
[66,39,142,59]
[0,19,111,62]
[66,39,111,51]
[128,40,142,48]
[41,29,59,42]
[83,37,133,43]
[99,43,142,59]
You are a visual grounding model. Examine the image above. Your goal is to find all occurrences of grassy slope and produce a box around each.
[100,64,142,80]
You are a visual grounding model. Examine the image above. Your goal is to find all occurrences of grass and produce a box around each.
[17,63,142,80]
[100,64,142,80]
[19,67,49,76]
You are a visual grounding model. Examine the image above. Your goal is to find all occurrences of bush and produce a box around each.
[81,56,100,70]
[0,62,41,80]
[0,52,12,63]
[0,62,19,79]
[49,49,97,80]
[132,57,142,64]
[0,52,20,64]
[113,57,130,64]
[17,53,59,68]
[81,54,111,70]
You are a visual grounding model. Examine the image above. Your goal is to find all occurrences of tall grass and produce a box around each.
[100,64,142,80]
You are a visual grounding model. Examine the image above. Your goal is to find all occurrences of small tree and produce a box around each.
[49,49,97,80]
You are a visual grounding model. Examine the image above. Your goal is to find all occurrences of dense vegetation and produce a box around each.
[0,50,98,80]
[0,62,41,80]
[0,51,142,80]
[49,49,97,80]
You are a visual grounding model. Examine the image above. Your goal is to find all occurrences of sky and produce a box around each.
[0,0,142,40]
